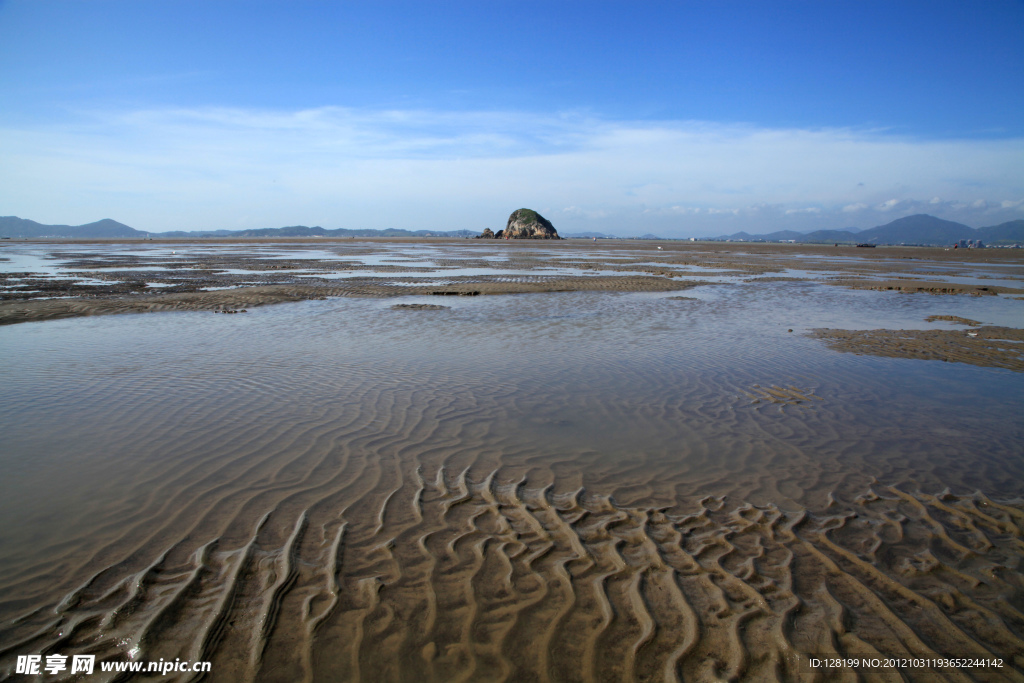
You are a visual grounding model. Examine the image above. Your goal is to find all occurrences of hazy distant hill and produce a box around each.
[977,219,1024,243]
[713,227,863,241]
[714,214,1024,245]
[854,215,973,244]
[562,231,619,239]
[797,229,864,243]
[0,216,143,238]
[0,217,477,240]
[717,230,807,242]
[216,225,478,238]
[6,214,1021,244]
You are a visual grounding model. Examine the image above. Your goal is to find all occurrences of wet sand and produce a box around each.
[0,276,696,326]
[813,325,1024,372]
[826,279,1021,297]
[1,241,1023,681]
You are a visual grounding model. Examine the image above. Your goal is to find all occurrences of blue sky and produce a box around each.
[2,1,1022,236]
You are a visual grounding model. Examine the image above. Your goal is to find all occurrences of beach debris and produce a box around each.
[925,315,982,326]
[391,303,450,310]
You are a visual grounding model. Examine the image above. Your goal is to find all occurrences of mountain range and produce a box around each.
[0,217,476,240]
[712,215,1024,245]
[2,213,1023,245]
[0,217,144,239]
[561,231,619,239]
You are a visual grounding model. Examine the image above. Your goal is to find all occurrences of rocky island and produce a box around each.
[478,209,560,239]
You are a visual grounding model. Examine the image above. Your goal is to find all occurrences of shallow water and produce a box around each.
[4,241,1023,301]
[0,242,662,298]
[1,260,1023,680]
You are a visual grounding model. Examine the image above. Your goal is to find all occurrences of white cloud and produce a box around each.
[876,199,902,211]
[1,105,1022,234]
[642,206,703,215]
[1000,199,1024,210]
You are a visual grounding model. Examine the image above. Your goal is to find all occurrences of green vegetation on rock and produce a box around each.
[502,209,559,239]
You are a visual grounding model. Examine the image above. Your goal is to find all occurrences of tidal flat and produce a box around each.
[1,239,1023,681]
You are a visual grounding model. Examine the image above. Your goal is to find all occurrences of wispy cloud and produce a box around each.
[1,106,1022,234]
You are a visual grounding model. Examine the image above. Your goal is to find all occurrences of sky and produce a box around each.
[1,1,1022,237]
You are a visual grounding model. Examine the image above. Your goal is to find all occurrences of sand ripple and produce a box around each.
[1,465,1021,681]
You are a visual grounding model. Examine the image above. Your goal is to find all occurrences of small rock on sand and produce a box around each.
[391,303,450,310]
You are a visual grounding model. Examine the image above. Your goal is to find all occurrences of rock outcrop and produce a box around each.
[503,209,559,239]
[477,228,495,239]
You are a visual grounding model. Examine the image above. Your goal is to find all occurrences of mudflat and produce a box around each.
[1,239,1022,681]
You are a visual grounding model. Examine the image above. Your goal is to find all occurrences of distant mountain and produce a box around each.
[158,225,479,239]
[0,217,478,240]
[155,229,240,238]
[0,216,143,238]
[798,230,862,243]
[977,219,1024,243]
[759,230,808,241]
[5,213,1020,245]
[854,215,973,245]
[712,214,1023,246]
[716,231,756,241]
[563,231,619,239]
[716,230,807,241]
[713,227,863,241]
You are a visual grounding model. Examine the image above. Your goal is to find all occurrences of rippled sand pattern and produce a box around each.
[1,263,1023,681]
[8,471,1024,682]
[743,385,824,407]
